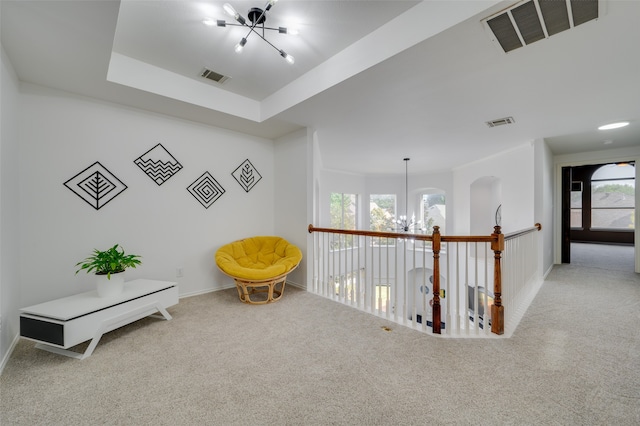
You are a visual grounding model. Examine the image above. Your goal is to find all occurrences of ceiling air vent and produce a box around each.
[486,117,516,128]
[200,68,230,84]
[483,0,601,53]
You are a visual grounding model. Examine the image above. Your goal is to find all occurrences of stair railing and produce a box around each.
[308,223,541,337]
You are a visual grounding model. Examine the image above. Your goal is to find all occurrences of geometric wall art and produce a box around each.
[63,161,128,210]
[134,143,183,186]
[187,171,225,209]
[231,159,262,193]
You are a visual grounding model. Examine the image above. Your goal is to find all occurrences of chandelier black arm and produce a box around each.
[219,21,284,32]
[240,2,269,40]
[247,27,282,54]
[220,1,292,61]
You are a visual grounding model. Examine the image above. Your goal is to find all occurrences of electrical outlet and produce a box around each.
[176,267,184,278]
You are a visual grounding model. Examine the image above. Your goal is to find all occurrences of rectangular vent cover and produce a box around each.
[483,0,600,53]
[486,117,516,128]
[201,68,230,84]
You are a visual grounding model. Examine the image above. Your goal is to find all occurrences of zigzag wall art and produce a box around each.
[64,161,128,210]
[232,159,262,193]
[187,171,225,209]
[134,143,183,185]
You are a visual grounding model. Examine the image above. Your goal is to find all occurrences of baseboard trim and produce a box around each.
[179,284,236,300]
[0,333,21,376]
[543,263,554,280]
[504,276,545,338]
[287,280,305,289]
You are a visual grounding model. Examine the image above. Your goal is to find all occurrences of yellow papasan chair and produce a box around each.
[215,236,302,304]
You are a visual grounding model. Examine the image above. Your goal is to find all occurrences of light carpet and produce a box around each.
[571,242,635,272]
[1,262,639,425]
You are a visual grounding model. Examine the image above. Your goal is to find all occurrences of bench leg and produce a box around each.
[35,302,172,359]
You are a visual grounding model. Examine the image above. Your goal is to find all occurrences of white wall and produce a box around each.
[1,46,21,369]
[469,176,501,235]
[534,138,555,276]
[18,84,276,306]
[274,127,311,287]
[453,143,535,235]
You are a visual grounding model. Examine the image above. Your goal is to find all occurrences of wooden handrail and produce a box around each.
[308,224,497,243]
[308,224,435,241]
[505,223,542,240]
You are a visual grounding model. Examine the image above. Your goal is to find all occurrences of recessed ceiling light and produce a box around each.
[603,140,613,145]
[203,17,215,26]
[598,121,630,130]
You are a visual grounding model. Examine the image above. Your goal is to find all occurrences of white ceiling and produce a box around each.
[2,0,640,175]
[112,0,421,100]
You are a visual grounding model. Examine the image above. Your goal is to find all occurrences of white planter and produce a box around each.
[96,272,125,298]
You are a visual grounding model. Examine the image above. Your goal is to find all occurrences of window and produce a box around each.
[420,191,446,234]
[590,163,635,230]
[330,193,358,230]
[330,193,358,249]
[370,194,396,231]
[570,181,583,228]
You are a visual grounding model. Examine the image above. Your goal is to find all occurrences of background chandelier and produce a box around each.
[217,0,295,64]
[395,157,420,232]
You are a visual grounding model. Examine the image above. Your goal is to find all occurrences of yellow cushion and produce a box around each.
[215,236,302,281]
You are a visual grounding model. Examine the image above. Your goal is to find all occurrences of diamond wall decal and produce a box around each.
[134,143,183,186]
[232,159,262,193]
[187,171,225,209]
[64,162,128,210]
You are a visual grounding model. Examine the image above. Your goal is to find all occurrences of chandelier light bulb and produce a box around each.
[235,38,247,53]
[223,3,237,17]
[279,26,299,35]
[279,50,294,64]
[266,0,277,11]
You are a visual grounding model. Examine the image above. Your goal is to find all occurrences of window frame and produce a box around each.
[589,165,635,231]
[419,190,446,235]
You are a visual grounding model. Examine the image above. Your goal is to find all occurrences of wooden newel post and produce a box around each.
[491,226,505,335]
[432,226,441,334]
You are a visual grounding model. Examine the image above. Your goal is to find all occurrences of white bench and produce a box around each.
[20,279,178,359]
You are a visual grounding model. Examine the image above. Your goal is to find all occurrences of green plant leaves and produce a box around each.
[75,244,142,279]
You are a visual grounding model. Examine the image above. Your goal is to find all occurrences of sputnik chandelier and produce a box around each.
[396,157,420,233]
[216,0,296,64]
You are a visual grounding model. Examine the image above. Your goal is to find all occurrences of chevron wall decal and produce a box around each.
[134,143,183,186]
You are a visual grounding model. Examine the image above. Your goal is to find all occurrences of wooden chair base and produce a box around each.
[234,273,288,305]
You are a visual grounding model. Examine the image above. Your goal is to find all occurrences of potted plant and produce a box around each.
[76,244,142,297]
